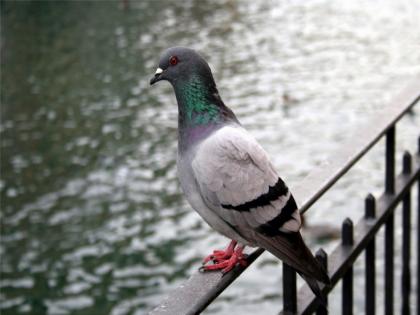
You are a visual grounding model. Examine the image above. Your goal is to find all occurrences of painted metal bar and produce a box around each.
[342,219,354,315]
[283,263,297,314]
[365,194,376,315]
[385,215,394,315]
[149,247,264,315]
[316,249,328,315]
[417,138,420,315]
[148,81,419,315]
[385,126,396,194]
[296,154,420,314]
[384,125,396,315]
[402,152,412,315]
[417,179,420,315]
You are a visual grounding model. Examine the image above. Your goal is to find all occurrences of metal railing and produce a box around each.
[149,79,420,315]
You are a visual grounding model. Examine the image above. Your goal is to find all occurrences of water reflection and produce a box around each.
[1,1,419,314]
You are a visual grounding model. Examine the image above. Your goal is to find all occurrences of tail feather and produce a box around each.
[254,231,330,299]
[299,272,328,307]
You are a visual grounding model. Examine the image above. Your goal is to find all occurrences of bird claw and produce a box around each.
[198,266,207,273]
[200,248,248,274]
[202,240,237,264]
[202,250,232,264]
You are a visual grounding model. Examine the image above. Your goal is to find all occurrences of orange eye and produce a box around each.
[169,56,179,66]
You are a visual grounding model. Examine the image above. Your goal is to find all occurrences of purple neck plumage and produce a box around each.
[185,123,221,144]
[174,75,239,152]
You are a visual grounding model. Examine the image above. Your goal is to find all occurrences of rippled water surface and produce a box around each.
[1,1,420,314]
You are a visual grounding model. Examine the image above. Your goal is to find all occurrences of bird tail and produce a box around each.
[255,231,330,301]
[299,272,328,307]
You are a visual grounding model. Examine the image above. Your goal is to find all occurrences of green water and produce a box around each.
[1,1,420,314]
[1,2,186,314]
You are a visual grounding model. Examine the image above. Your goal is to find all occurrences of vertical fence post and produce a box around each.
[417,137,420,315]
[401,152,412,315]
[385,126,396,315]
[385,126,396,194]
[283,262,297,314]
[417,179,420,315]
[365,194,376,315]
[342,218,354,315]
[316,249,328,315]
[385,215,394,315]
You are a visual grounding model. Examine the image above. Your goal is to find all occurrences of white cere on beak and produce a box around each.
[155,68,163,75]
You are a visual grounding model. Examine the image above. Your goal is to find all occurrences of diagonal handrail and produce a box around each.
[296,153,420,314]
[148,78,420,315]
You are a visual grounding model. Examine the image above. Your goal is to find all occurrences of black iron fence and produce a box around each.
[149,79,420,315]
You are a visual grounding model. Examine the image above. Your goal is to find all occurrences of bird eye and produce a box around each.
[169,56,179,66]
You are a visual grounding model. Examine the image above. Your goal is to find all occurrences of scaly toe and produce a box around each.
[202,254,215,265]
[201,260,230,271]
[202,250,233,264]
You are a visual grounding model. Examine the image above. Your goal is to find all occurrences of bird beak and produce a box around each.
[150,67,163,85]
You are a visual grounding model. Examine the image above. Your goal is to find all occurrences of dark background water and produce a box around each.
[1,1,419,314]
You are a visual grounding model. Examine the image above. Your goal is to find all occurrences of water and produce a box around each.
[1,1,419,314]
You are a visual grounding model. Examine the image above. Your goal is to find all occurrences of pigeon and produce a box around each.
[150,47,330,301]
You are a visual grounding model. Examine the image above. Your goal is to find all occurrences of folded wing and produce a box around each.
[191,125,301,235]
[192,125,330,296]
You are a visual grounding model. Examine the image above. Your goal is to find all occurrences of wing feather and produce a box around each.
[192,125,301,235]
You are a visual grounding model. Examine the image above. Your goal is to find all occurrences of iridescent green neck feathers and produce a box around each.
[175,76,221,127]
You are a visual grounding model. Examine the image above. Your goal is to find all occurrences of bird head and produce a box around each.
[150,47,214,86]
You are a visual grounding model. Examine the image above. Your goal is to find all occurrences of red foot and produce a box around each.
[202,240,237,264]
[200,246,248,274]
